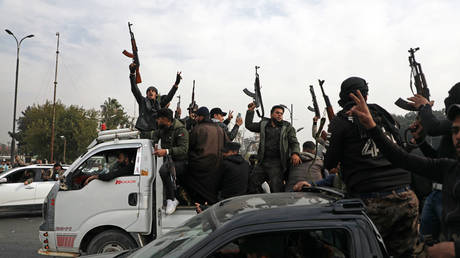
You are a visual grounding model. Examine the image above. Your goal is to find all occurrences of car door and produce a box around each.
[34,168,58,204]
[0,168,38,210]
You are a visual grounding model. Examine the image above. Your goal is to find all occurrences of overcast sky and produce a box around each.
[1,0,460,145]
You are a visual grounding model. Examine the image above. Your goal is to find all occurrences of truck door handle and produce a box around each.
[128,193,138,206]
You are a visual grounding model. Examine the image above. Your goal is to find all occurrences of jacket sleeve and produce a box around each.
[418,140,439,158]
[170,128,189,158]
[245,110,260,133]
[130,74,144,104]
[150,130,160,143]
[287,126,300,155]
[324,117,343,170]
[368,126,452,183]
[228,125,239,141]
[419,104,451,136]
[160,85,178,108]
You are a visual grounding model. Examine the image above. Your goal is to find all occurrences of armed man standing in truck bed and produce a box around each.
[245,102,301,193]
[129,62,182,138]
[151,108,189,215]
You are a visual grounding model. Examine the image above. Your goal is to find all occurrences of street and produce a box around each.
[0,213,43,258]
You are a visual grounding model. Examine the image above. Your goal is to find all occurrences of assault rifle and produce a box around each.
[395,47,431,148]
[318,79,335,121]
[308,85,321,118]
[122,22,141,84]
[175,95,181,119]
[307,84,326,140]
[188,80,198,112]
[395,47,430,111]
[244,66,265,118]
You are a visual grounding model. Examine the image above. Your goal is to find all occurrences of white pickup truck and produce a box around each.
[38,129,196,257]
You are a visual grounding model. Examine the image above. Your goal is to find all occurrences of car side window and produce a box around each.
[5,169,27,183]
[208,228,350,258]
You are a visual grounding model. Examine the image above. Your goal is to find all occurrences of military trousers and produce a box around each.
[361,188,419,258]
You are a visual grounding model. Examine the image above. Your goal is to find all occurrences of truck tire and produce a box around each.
[86,229,137,254]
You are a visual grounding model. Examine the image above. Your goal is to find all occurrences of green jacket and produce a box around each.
[245,110,300,171]
[151,119,189,161]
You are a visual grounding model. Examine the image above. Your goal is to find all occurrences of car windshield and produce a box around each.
[131,211,214,258]
[130,192,334,258]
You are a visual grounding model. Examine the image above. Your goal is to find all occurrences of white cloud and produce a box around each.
[1,0,460,145]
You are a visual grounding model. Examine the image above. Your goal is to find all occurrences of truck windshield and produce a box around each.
[132,211,215,258]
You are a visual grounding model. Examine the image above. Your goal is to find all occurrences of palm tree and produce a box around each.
[100,98,130,130]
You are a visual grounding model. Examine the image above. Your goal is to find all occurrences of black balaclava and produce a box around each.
[338,77,369,108]
[444,82,460,115]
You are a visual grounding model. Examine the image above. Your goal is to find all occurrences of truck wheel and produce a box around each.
[87,229,137,254]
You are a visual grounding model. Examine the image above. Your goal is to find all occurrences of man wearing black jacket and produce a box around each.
[324,77,417,257]
[129,62,182,137]
[406,83,460,242]
[219,142,249,200]
[349,89,460,258]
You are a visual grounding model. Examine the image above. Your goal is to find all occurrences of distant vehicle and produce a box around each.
[0,164,67,213]
[82,189,389,258]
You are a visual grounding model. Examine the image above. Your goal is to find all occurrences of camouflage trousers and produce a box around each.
[362,188,419,258]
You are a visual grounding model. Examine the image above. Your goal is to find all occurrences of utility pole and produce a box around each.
[60,136,66,164]
[5,29,34,163]
[50,32,60,163]
[290,104,293,125]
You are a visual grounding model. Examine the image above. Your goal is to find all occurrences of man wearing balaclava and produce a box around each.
[245,102,301,193]
[129,62,182,138]
[324,77,418,257]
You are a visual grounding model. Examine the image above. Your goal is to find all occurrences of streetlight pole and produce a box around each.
[50,32,60,163]
[60,136,66,164]
[280,104,294,126]
[5,29,34,163]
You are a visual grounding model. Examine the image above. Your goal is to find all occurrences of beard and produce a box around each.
[271,117,283,127]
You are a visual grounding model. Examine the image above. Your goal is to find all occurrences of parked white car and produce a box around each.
[0,164,67,213]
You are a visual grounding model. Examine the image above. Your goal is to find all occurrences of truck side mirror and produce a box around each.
[0,178,7,184]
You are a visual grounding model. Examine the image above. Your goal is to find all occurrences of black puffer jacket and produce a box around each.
[130,74,178,131]
[219,154,249,200]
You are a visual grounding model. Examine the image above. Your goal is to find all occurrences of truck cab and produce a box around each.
[38,129,196,257]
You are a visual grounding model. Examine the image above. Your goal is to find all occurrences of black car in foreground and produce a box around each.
[86,188,389,258]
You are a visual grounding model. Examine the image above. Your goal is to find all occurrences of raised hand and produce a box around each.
[174,72,182,86]
[347,90,376,129]
[407,94,434,109]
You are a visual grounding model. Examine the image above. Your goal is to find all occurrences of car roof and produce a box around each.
[208,192,337,226]
[0,164,69,178]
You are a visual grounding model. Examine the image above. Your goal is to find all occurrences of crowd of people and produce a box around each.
[129,60,460,257]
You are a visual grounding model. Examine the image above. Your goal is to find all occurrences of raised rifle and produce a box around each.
[175,95,181,119]
[243,66,265,118]
[318,79,335,121]
[395,47,430,111]
[308,85,321,118]
[395,47,430,147]
[188,80,198,112]
[307,85,326,140]
[122,22,141,84]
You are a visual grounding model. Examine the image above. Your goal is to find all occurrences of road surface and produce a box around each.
[0,212,43,258]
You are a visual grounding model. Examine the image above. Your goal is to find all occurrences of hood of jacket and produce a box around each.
[224,154,246,164]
